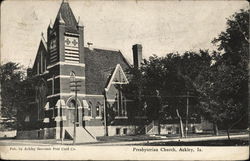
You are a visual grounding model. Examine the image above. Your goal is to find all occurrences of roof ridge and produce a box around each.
[91,46,121,52]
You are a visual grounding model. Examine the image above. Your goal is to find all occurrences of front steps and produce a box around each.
[65,127,97,143]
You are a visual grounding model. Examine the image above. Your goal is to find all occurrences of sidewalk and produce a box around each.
[85,134,249,146]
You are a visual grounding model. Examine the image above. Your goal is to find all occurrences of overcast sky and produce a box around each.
[1,0,248,67]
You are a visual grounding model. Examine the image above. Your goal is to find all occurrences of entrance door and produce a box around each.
[68,99,79,127]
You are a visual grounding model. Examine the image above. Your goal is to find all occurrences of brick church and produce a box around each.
[17,1,213,141]
[17,0,147,142]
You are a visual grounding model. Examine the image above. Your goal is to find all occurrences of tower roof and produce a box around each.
[54,1,78,32]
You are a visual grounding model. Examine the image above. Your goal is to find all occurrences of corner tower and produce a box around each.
[46,0,85,134]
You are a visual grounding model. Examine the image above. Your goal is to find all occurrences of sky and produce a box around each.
[0,0,248,68]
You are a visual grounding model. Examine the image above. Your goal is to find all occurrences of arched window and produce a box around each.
[69,99,76,108]
[96,102,101,117]
[70,71,76,82]
[88,101,92,117]
[67,98,80,108]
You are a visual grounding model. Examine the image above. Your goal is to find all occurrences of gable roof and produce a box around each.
[54,1,78,32]
[32,39,48,72]
[84,47,131,95]
[105,64,129,91]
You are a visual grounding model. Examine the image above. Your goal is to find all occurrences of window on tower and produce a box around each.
[52,75,55,95]
[49,36,57,64]
[64,35,80,63]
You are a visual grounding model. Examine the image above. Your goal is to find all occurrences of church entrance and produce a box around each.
[68,99,80,127]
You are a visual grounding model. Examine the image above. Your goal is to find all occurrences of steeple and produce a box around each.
[54,0,78,32]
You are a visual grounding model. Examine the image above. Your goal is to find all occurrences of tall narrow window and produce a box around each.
[44,57,46,72]
[122,97,126,116]
[37,62,39,74]
[52,75,55,95]
[119,90,123,116]
[143,102,147,116]
[41,53,43,73]
[96,102,101,117]
[52,106,55,118]
[70,71,76,83]
[88,101,92,117]
[115,94,119,116]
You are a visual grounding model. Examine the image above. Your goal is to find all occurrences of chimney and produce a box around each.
[132,44,142,68]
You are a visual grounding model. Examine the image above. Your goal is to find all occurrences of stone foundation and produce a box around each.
[0,130,17,138]
[16,128,56,139]
[108,125,137,136]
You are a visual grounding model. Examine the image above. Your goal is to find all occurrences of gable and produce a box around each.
[32,40,48,76]
[105,64,129,92]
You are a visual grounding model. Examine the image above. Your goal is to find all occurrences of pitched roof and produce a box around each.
[32,39,48,70]
[84,47,131,95]
[54,1,78,32]
[29,39,49,77]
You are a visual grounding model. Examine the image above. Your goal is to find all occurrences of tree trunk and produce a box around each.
[179,118,184,138]
[176,109,184,138]
[213,122,219,136]
[157,120,161,135]
[226,128,231,140]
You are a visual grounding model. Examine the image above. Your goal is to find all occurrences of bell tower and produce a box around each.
[46,0,86,135]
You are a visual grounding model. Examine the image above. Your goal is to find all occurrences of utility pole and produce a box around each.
[103,94,108,136]
[60,100,64,144]
[70,73,81,145]
[185,91,189,138]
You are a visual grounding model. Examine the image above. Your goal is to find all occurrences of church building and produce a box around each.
[17,1,146,142]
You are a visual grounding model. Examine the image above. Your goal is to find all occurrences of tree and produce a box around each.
[211,9,249,137]
[0,62,25,129]
[197,9,249,137]
[123,9,248,138]
[0,62,40,131]
[125,51,211,136]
